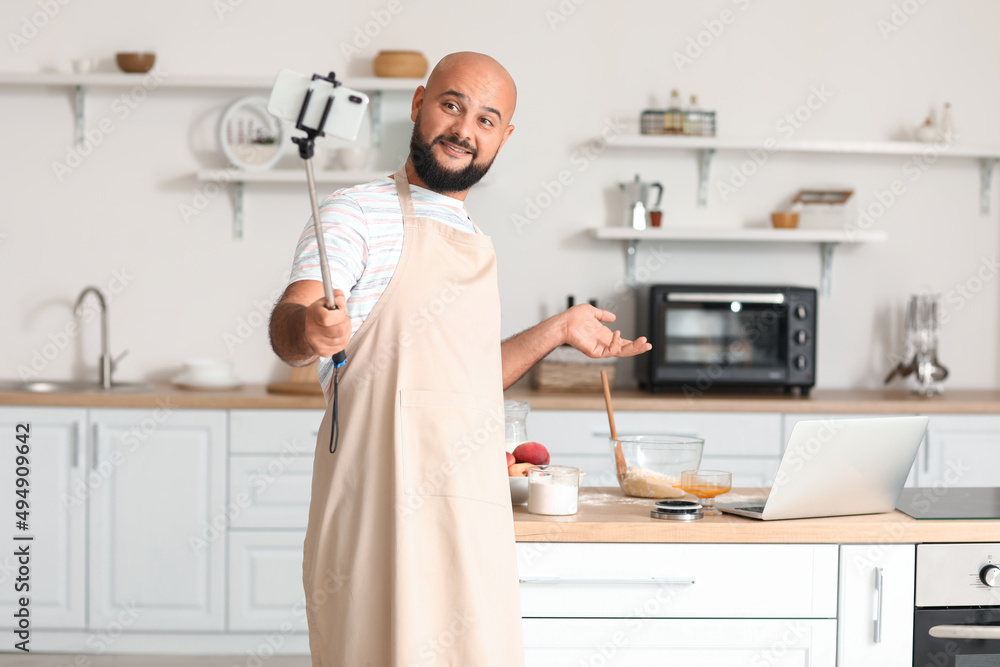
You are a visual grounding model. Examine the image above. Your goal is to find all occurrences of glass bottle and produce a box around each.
[684,94,701,136]
[664,89,683,135]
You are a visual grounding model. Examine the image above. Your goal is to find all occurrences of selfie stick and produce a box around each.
[291,72,346,370]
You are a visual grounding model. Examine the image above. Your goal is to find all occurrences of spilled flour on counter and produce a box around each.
[578,491,660,506]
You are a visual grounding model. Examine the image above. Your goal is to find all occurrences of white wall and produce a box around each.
[1,0,998,389]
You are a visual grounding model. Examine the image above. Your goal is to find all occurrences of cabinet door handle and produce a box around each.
[519,576,695,585]
[929,625,1000,640]
[923,432,931,474]
[873,566,883,644]
[72,420,84,468]
[92,423,103,469]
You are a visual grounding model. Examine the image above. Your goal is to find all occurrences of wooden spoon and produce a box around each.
[601,370,628,481]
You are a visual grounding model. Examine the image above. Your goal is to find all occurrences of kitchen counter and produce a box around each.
[5,383,1000,412]
[504,386,1000,414]
[513,487,1000,544]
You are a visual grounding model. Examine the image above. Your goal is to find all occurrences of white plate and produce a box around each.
[171,372,243,391]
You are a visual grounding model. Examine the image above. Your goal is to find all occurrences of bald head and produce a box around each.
[425,52,517,125]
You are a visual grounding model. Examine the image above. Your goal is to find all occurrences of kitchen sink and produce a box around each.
[0,380,157,393]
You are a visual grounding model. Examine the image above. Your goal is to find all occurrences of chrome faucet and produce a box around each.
[74,286,127,389]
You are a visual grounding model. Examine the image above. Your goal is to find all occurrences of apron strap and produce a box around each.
[393,166,418,220]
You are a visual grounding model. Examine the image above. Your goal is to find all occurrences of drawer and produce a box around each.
[229,456,314,529]
[528,410,782,457]
[523,617,836,667]
[228,531,308,632]
[516,543,837,619]
[230,409,325,454]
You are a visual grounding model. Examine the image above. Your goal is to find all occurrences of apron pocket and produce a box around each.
[399,389,508,506]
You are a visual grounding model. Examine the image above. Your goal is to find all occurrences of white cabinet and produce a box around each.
[517,542,838,667]
[837,544,915,666]
[229,409,325,454]
[782,414,923,487]
[922,415,1000,487]
[88,408,226,631]
[528,410,782,487]
[0,407,87,630]
[228,456,314,530]
[523,618,837,667]
[228,531,308,632]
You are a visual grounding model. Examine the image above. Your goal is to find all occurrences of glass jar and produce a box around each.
[503,400,530,451]
[527,465,580,516]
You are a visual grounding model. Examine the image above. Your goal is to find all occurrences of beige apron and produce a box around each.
[302,166,524,667]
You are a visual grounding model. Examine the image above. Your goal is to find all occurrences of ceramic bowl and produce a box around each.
[116,52,156,73]
[373,50,428,78]
[771,211,800,229]
[509,477,529,505]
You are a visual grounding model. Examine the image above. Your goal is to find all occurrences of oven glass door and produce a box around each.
[659,292,788,381]
[914,608,1000,666]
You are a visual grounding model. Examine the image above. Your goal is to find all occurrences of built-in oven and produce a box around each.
[914,543,1000,666]
[635,284,817,395]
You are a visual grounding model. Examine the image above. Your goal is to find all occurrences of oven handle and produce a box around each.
[928,625,1000,640]
[666,292,786,304]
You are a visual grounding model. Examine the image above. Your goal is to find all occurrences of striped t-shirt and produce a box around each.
[288,176,477,401]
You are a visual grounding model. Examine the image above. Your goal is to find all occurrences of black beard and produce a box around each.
[409,123,494,194]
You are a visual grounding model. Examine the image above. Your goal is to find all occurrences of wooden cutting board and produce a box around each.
[266,360,324,395]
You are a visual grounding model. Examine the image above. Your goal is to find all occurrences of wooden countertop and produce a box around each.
[504,387,1000,414]
[4,383,1000,413]
[513,488,1000,544]
[0,383,328,409]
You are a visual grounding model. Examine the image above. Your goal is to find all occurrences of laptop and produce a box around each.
[717,416,929,521]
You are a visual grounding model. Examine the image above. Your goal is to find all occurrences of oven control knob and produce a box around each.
[794,330,808,345]
[794,305,808,320]
[981,564,1000,587]
[794,355,808,371]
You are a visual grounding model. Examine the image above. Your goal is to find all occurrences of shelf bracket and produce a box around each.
[980,157,998,214]
[625,239,641,287]
[819,242,837,296]
[74,84,85,147]
[370,90,383,148]
[233,181,244,240]
[697,148,715,207]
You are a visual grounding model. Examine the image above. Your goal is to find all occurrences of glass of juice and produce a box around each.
[680,470,732,515]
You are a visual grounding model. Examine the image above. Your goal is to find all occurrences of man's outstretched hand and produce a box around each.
[561,304,651,358]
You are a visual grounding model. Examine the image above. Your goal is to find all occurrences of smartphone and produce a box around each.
[267,69,370,141]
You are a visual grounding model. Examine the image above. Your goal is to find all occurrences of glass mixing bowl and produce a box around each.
[610,435,705,498]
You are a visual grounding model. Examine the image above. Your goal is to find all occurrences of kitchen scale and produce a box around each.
[650,499,704,521]
[896,487,1000,520]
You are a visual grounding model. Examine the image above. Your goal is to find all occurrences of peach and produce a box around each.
[513,442,549,466]
[506,452,516,468]
[508,462,533,477]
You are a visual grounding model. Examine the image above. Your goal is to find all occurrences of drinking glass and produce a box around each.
[680,470,732,515]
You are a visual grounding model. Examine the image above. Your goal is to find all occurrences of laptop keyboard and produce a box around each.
[736,505,766,513]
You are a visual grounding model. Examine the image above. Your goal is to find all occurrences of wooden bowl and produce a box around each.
[116,52,156,73]
[771,211,800,229]
[373,50,428,78]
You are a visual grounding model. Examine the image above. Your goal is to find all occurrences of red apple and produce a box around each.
[508,462,533,477]
[506,452,516,468]
[512,442,549,466]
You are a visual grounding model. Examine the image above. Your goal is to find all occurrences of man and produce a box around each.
[269,52,650,666]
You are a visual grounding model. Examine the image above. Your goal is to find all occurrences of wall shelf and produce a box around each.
[195,169,388,239]
[591,226,888,296]
[0,70,422,150]
[608,134,1000,212]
